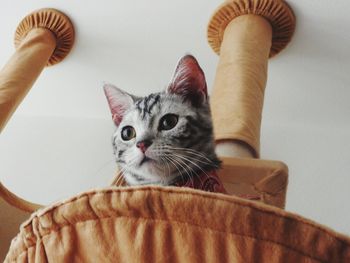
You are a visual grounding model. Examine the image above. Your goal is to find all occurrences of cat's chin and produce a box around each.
[125,172,174,186]
[139,156,154,166]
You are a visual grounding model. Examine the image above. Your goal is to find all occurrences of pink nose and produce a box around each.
[136,140,152,153]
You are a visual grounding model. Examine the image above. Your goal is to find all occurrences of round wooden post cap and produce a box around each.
[208,0,296,57]
[14,8,75,66]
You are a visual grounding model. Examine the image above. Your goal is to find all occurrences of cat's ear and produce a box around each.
[167,55,208,107]
[103,83,134,126]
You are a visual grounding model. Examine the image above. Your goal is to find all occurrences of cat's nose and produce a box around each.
[136,140,152,153]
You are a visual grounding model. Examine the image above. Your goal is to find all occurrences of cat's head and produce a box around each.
[104,55,219,185]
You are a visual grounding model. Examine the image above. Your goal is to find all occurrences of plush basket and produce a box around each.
[4,186,350,262]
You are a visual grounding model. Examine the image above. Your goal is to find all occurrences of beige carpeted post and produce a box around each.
[209,0,295,158]
[212,15,272,158]
[208,0,295,206]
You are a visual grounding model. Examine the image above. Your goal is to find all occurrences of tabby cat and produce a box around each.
[104,55,224,192]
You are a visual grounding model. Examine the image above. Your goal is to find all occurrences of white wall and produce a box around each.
[0,115,117,204]
[261,121,350,236]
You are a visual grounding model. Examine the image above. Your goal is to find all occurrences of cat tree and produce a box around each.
[1,2,350,262]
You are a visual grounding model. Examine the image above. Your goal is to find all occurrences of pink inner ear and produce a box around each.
[168,55,208,106]
[111,108,126,126]
[104,84,133,126]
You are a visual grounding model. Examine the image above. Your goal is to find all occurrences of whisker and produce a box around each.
[161,149,214,176]
[114,173,124,186]
[164,155,186,185]
[158,157,168,185]
[161,156,171,178]
[171,155,197,186]
[162,146,219,168]
[172,153,211,183]
[166,154,195,186]
[116,153,140,185]
[172,155,193,185]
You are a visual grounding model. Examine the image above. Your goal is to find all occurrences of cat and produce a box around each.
[104,55,225,192]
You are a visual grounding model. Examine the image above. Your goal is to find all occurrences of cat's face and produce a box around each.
[104,55,219,185]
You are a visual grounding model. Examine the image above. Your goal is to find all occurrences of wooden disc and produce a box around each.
[14,8,75,66]
[208,0,296,57]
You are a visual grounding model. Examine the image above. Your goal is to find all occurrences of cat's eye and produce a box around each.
[159,114,178,131]
[121,126,136,141]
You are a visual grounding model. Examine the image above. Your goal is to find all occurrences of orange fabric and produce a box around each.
[5,187,350,262]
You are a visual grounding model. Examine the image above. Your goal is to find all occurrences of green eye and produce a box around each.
[159,114,178,131]
[121,126,136,141]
